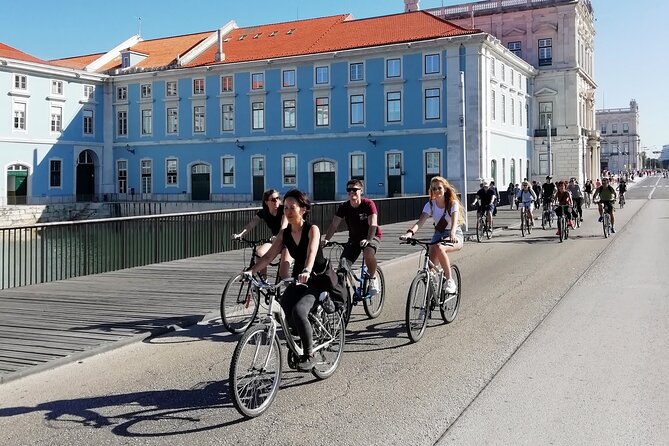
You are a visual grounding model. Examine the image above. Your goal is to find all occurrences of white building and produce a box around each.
[596,99,641,173]
[408,0,599,183]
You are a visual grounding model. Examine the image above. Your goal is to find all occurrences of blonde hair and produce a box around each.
[429,176,466,227]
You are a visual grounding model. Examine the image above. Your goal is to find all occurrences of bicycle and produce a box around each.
[619,193,626,209]
[475,207,493,242]
[229,276,345,418]
[400,237,461,343]
[220,238,282,334]
[541,200,555,230]
[555,204,571,242]
[595,200,613,238]
[519,202,533,237]
[325,241,385,324]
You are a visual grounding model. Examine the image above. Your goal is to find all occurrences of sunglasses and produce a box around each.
[346,188,361,193]
[268,197,281,202]
[431,186,444,191]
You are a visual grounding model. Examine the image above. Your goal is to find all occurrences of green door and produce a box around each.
[313,161,335,201]
[387,153,402,198]
[252,157,265,201]
[191,164,211,201]
[7,165,28,205]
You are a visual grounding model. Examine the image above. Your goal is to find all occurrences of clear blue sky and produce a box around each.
[3,0,666,156]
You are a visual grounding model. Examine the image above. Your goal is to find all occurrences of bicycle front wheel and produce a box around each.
[558,217,564,242]
[440,265,461,323]
[221,274,260,334]
[312,311,346,380]
[229,325,282,418]
[521,213,526,237]
[476,217,483,243]
[363,267,385,319]
[485,214,493,239]
[405,273,429,343]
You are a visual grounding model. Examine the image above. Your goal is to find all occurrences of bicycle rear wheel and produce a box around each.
[476,217,483,243]
[405,273,429,343]
[521,215,526,237]
[229,325,282,418]
[485,214,492,239]
[603,215,610,238]
[558,217,564,242]
[440,265,461,323]
[311,311,346,380]
[542,210,548,230]
[221,274,260,334]
[363,267,385,319]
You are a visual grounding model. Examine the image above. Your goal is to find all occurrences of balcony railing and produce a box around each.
[534,128,557,137]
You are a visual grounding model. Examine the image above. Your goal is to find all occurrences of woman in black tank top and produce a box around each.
[246,189,325,371]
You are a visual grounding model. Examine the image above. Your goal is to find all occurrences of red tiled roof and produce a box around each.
[189,11,479,67]
[0,42,50,65]
[50,53,102,69]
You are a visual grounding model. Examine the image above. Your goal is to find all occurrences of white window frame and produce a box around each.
[386,58,401,78]
[315,65,330,85]
[491,90,496,121]
[14,74,27,90]
[141,108,153,135]
[350,94,364,125]
[193,104,206,133]
[166,81,178,97]
[282,69,296,88]
[166,158,178,187]
[193,78,205,95]
[538,38,553,66]
[252,101,265,130]
[221,156,235,187]
[349,62,364,82]
[316,96,329,127]
[220,75,234,93]
[51,80,63,95]
[166,106,179,134]
[221,103,234,132]
[83,109,94,136]
[424,88,440,120]
[83,84,95,100]
[117,160,128,194]
[117,109,128,137]
[386,91,402,123]
[117,86,127,101]
[251,72,265,90]
[50,105,63,133]
[424,53,440,75]
[350,153,365,180]
[12,101,27,131]
[282,154,297,186]
[140,83,152,99]
[140,159,153,195]
[283,99,296,129]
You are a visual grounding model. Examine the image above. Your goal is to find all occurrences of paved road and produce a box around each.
[0,175,666,445]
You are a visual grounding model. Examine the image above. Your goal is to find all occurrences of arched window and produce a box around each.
[510,158,516,184]
[491,160,497,185]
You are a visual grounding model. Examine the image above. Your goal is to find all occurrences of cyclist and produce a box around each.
[531,180,542,203]
[541,175,556,220]
[593,177,617,233]
[617,179,628,205]
[583,179,593,207]
[322,179,381,296]
[473,181,496,229]
[568,178,584,222]
[554,181,574,236]
[490,181,500,216]
[401,176,464,294]
[233,189,291,279]
[244,189,330,371]
[516,181,537,225]
[506,182,516,210]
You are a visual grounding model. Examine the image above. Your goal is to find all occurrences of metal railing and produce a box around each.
[0,196,426,289]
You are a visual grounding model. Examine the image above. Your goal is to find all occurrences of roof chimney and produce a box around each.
[215,29,223,62]
[404,0,420,12]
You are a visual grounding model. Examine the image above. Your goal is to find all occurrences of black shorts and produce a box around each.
[342,237,381,264]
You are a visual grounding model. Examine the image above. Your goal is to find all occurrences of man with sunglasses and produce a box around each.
[593,177,617,233]
[322,179,381,296]
[472,181,497,229]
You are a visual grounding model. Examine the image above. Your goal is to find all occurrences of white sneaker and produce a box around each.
[444,278,457,294]
[369,276,380,296]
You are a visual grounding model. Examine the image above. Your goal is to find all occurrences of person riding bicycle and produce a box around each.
[617,179,627,204]
[541,175,556,206]
[473,181,496,229]
[554,181,574,235]
[583,179,593,205]
[244,189,333,371]
[400,176,464,294]
[531,180,542,204]
[506,182,516,210]
[516,181,537,226]
[232,189,291,279]
[322,179,381,296]
[593,177,617,233]
[490,181,501,216]
[568,178,584,222]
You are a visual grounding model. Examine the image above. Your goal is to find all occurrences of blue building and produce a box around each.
[0,11,535,205]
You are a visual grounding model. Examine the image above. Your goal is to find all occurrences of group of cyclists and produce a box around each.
[231,177,466,371]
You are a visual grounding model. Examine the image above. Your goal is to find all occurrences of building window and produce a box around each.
[251,73,264,90]
[117,160,127,194]
[501,95,506,124]
[252,101,264,129]
[283,155,296,184]
[539,153,549,175]
[491,90,496,121]
[510,159,516,184]
[166,158,178,185]
[501,63,506,81]
[117,110,128,136]
[83,109,94,135]
[425,88,440,120]
[386,58,401,78]
[51,80,63,95]
[140,83,152,98]
[511,98,515,125]
[538,38,552,66]
[167,107,178,134]
[166,81,177,97]
[350,94,364,125]
[193,105,205,133]
[539,102,552,129]
[315,66,329,84]
[283,99,296,128]
[508,41,521,57]
[351,154,365,180]
[141,109,152,135]
[623,123,629,134]
[13,102,26,130]
[83,84,94,99]
[222,104,234,131]
[491,160,497,185]
[141,160,152,194]
[601,122,607,134]
[49,159,62,188]
[426,151,440,176]
[193,78,205,95]
[386,91,401,122]
[117,86,127,101]
[316,97,329,126]
[612,123,618,134]
[425,53,439,74]
[50,106,62,132]
[350,63,364,81]
[221,75,233,92]
[519,100,523,127]
[14,74,27,90]
[222,157,235,185]
[282,70,296,88]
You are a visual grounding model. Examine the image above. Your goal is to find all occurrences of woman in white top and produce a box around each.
[401,176,464,294]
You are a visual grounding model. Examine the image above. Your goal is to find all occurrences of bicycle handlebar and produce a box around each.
[234,237,273,246]
[399,237,455,248]
[244,275,298,291]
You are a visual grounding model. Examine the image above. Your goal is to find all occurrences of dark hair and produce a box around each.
[346,179,363,189]
[283,189,311,212]
[261,189,279,213]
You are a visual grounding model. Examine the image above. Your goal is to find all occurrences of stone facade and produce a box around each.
[596,99,641,173]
